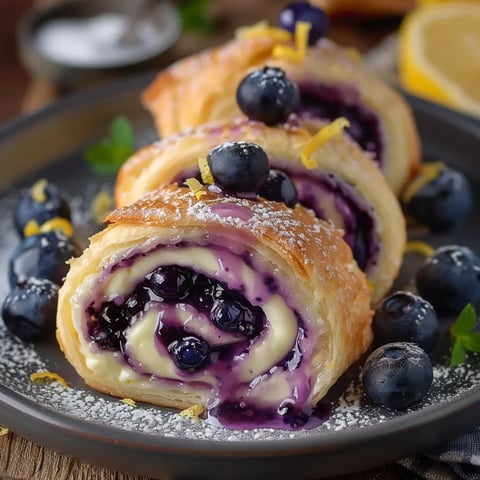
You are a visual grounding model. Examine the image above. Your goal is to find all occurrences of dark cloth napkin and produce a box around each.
[398,428,480,479]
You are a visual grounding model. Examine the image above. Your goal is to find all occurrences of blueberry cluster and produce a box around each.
[206,141,298,206]
[2,180,80,342]
[364,244,480,410]
[88,265,266,372]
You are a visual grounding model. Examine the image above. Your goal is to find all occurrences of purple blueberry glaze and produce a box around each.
[296,81,383,164]
[84,242,325,430]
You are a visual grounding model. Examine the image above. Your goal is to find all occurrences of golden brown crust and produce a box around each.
[57,185,372,411]
[115,119,406,304]
[142,36,420,194]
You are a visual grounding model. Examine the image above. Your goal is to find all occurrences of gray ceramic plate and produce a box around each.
[0,74,480,480]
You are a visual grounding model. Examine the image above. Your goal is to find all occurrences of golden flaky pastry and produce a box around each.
[115,119,406,304]
[142,33,420,195]
[57,185,373,429]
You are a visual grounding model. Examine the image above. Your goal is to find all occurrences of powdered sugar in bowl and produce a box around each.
[18,0,180,85]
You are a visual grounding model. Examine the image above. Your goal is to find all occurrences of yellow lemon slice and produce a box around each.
[398,2,480,117]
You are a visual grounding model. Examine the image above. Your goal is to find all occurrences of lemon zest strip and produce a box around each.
[122,398,137,407]
[23,217,74,237]
[23,219,40,237]
[235,21,292,43]
[30,371,68,388]
[402,161,444,203]
[198,156,214,185]
[301,117,351,168]
[273,21,311,62]
[0,427,9,436]
[179,404,205,424]
[184,178,207,200]
[30,179,48,203]
[404,240,435,258]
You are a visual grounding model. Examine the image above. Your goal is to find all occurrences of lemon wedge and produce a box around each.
[398,2,480,117]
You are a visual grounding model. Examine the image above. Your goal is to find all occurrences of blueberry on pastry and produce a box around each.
[56,185,373,429]
[141,27,420,194]
[115,119,406,304]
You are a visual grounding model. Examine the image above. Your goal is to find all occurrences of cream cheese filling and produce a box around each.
[74,245,301,402]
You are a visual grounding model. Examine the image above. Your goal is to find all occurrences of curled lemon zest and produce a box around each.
[41,217,74,236]
[122,398,137,407]
[23,219,40,237]
[91,190,114,225]
[235,21,292,43]
[30,371,68,388]
[402,162,444,203]
[30,178,48,203]
[0,427,9,436]
[404,240,435,258]
[301,117,351,168]
[179,404,205,424]
[198,156,214,185]
[184,178,207,200]
[273,21,310,61]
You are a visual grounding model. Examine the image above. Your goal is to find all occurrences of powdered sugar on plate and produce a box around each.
[1,321,480,442]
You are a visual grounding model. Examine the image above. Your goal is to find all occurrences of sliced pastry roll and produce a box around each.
[142,32,420,194]
[56,185,373,430]
[115,119,406,304]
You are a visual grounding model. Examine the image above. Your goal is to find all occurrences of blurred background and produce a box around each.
[1,0,417,126]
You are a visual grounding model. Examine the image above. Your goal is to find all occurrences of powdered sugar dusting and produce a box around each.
[2,321,480,441]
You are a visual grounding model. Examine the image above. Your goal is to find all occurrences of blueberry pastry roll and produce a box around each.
[56,185,372,429]
[142,33,420,194]
[115,120,406,304]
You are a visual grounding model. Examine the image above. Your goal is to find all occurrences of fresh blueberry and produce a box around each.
[278,2,329,44]
[2,277,59,342]
[258,169,298,207]
[210,296,262,338]
[415,245,480,315]
[362,342,433,410]
[147,266,191,300]
[373,291,439,352]
[88,300,129,351]
[168,336,210,372]
[403,165,472,232]
[125,285,150,316]
[14,180,71,237]
[9,231,81,288]
[207,141,270,193]
[236,67,300,126]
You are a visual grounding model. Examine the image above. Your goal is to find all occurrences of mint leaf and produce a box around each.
[451,303,476,336]
[450,338,467,366]
[461,333,480,352]
[85,115,135,174]
[449,303,480,365]
[179,0,214,34]
[110,116,134,149]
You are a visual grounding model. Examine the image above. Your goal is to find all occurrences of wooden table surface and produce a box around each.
[0,2,422,479]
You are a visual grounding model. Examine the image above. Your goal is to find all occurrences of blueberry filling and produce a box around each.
[296,81,383,165]
[87,265,265,357]
[83,244,326,429]
[292,171,378,272]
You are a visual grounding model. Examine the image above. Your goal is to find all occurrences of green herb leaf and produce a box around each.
[85,115,135,174]
[179,0,214,35]
[451,303,476,336]
[450,338,467,366]
[449,303,479,365]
